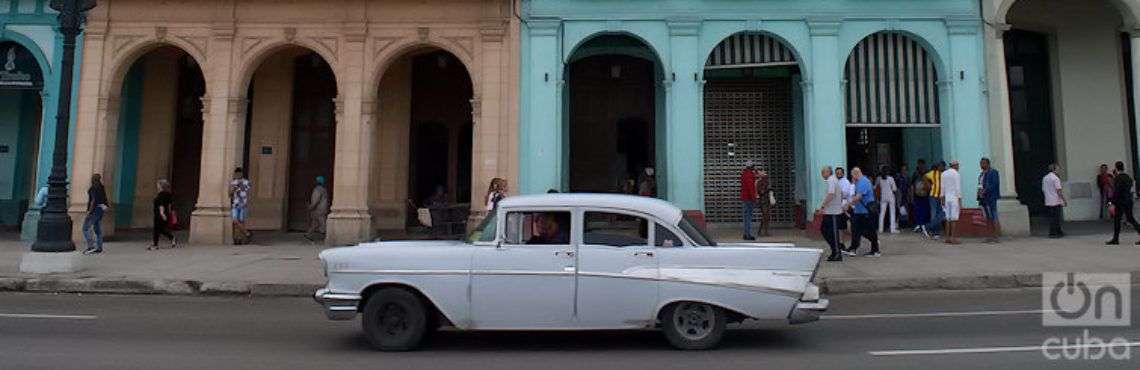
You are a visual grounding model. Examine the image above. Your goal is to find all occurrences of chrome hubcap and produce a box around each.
[673,302,714,341]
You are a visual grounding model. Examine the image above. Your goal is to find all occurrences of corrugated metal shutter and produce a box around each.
[705,33,797,70]
[844,32,941,126]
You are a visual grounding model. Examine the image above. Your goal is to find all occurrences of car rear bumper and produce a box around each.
[789,299,829,324]
[313,288,361,321]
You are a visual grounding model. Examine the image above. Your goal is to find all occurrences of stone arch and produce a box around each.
[699,29,810,81]
[840,27,949,81]
[366,37,478,102]
[102,37,209,98]
[0,31,52,76]
[565,31,665,67]
[233,39,340,98]
[995,0,1140,27]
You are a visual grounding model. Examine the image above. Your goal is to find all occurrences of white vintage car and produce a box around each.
[314,194,827,350]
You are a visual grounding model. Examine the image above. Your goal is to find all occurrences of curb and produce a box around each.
[0,276,320,298]
[819,271,1140,295]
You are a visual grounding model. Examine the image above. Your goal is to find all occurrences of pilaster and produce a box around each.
[190,26,237,245]
[805,18,845,212]
[520,18,563,194]
[665,18,703,210]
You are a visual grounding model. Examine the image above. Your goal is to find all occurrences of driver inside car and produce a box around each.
[526,213,569,245]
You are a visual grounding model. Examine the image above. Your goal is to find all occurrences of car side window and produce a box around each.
[655,223,683,247]
[505,211,571,245]
[582,211,649,247]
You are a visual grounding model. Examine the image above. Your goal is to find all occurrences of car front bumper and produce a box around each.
[313,288,361,321]
[789,299,829,324]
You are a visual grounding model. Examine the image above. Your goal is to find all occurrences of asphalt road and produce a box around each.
[1,288,1137,370]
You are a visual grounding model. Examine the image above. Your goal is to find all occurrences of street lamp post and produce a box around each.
[31,0,97,253]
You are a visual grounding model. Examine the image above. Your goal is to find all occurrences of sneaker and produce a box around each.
[913,226,922,233]
[743,235,756,241]
[932,234,941,240]
[1107,240,1119,245]
[82,248,96,255]
[863,251,882,257]
[921,228,931,239]
[841,249,857,257]
[827,255,843,262]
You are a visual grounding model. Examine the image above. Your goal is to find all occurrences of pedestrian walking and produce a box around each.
[1107,161,1140,245]
[941,160,962,244]
[896,164,910,228]
[844,167,881,257]
[306,176,330,241]
[484,177,508,212]
[1097,163,1113,220]
[817,166,845,261]
[82,173,109,255]
[912,160,930,234]
[150,179,177,250]
[924,161,945,239]
[1042,163,1066,238]
[740,161,758,240]
[756,170,773,237]
[978,157,1002,243]
[835,167,852,247]
[876,167,899,233]
[230,167,252,245]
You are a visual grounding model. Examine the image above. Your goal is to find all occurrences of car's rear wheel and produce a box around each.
[661,302,726,350]
[362,287,428,351]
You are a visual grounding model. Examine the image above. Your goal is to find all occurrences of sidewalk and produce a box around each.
[2,223,1138,297]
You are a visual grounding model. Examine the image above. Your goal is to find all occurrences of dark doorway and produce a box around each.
[169,54,205,228]
[846,128,904,176]
[406,50,474,211]
[286,53,337,231]
[1004,30,1058,215]
[567,49,657,193]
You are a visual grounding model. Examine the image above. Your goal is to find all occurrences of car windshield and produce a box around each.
[679,215,715,246]
[466,211,497,243]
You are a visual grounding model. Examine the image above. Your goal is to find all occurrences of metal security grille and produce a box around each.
[703,79,795,224]
[706,33,798,70]
[845,32,941,125]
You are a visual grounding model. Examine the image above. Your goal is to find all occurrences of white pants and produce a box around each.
[879,198,897,232]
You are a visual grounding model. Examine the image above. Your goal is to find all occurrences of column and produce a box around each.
[805,19,846,212]
[326,29,373,245]
[189,25,237,245]
[945,18,988,206]
[519,19,562,194]
[983,21,1030,236]
[66,20,109,243]
[1129,31,1140,177]
[665,19,702,210]
[471,20,508,216]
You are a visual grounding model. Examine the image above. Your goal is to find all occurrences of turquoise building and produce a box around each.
[0,0,79,233]
[519,0,988,224]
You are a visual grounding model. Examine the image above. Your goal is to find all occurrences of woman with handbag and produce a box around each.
[150,179,178,250]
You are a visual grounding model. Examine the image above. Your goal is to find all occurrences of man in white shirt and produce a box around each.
[1042,164,1066,238]
[818,166,845,262]
[941,160,962,244]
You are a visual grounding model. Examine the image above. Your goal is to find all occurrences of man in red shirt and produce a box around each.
[741,160,758,240]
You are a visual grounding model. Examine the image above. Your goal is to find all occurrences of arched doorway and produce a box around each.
[843,32,943,181]
[565,34,663,195]
[0,41,44,230]
[112,46,205,230]
[242,47,337,232]
[702,32,804,225]
[371,48,474,236]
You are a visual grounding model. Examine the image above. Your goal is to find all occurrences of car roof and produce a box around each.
[498,193,684,225]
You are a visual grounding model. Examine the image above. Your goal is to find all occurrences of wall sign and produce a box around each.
[0,42,43,90]
[261,146,273,155]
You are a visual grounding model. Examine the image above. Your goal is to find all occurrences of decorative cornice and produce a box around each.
[528,18,561,37]
[991,23,1012,39]
[945,17,980,35]
[480,19,508,42]
[667,18,701,37]
[806,18,841,37]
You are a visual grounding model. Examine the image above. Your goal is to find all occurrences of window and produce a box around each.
[680,215,716,246]
[655,223,683,247]
[505,211,571,245]
[582,211,649,247]
[466,211,497,243]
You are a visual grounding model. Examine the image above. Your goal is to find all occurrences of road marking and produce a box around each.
[823,309,1052,320]
[0,313,98,320]
[870,341,1140,357]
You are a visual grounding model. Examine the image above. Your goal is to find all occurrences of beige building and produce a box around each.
[68,0,519,245]
[984,0,1140,231]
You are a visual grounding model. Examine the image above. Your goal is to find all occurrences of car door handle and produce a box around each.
[555,250,575,257]
[633,251,655,257]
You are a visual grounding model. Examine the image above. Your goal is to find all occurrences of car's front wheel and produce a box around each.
[661,301,727,350]
[362,287,428,351]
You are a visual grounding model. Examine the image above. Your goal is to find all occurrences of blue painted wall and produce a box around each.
[1,0,83,227]
[519,0,989,219]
